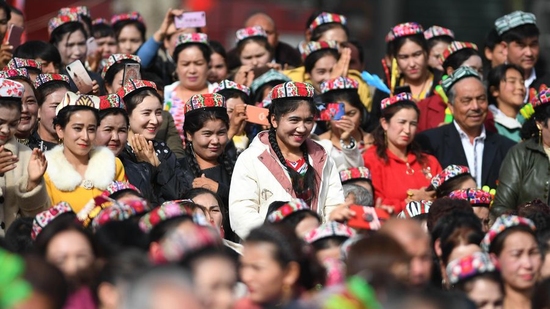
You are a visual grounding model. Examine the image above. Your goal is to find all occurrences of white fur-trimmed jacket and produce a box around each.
[228,131,344,239]
[0,137,50,235]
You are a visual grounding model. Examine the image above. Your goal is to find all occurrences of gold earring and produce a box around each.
[58,138,63,144]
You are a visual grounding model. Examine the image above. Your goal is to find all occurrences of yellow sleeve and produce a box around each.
[115,158,126,182]
[283,66,307,82]
[348,70,373,112]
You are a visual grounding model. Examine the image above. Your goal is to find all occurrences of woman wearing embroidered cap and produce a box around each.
[229,81,345,239]
[363,93,442,214]
[483,215,541,309]
[117,79,190,206]
[493,89,550,216]
[424,25,454,72]
[164,33,215,142]
[111,12,146,55]
[0,78,50,236]
[235,26,273,69]
[102,54,141,94]
[43,92,126,212]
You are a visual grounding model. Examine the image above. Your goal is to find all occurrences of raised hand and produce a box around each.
[334,116,355,143]
[192,174,219,192]
[330,47,351,79]
[228,103,248,139]
[27,148,47,191]
[130,134,160,167]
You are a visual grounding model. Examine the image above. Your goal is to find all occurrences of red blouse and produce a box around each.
[363,146,442,214]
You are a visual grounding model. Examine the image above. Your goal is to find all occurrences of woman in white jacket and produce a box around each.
[229,81,346,239]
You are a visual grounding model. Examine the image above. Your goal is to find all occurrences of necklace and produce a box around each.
[405,162,415,175]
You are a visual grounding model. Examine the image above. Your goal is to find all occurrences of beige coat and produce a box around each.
[0,137,50,235]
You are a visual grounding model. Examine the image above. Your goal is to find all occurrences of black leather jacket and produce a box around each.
[492,138,550,216]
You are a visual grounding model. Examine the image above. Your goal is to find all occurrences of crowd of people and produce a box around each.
[2,2,550,309]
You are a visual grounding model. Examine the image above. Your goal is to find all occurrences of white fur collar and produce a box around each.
[45,145,116,191]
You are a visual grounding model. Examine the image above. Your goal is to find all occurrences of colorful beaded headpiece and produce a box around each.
[495,11,537,36]
[381,92,413,110]
[300,40,338,60]
[152,225,222,264]
[58,6,91,19]
[138,200,194,233]
[481,215,536,252]
[309,12,347,31]
[32,202,75,240]
[424,25,455,41]
[267,199,311,223]
[98,94,126,110]
[175,33,209,51]
[270,81,315,100]
[447,252,498,285]
[6,58,42,71]
[235,26,268,44]
[184,93,226,115]
[0,69,30,81]
[91,199,150,232]
[340,167,371,183]
[101,181,141,197]
[101,54,141,78]
[304,221,355,244]
[449,188,493,207]
[34,74,70,89]
[386,22,424,42]
[439,41,479,65]
[117,79,157,99]
[48,13,81,35]
[320,77,359,94]
[213,79,251,96]
[111,12,145,26]
[430,165,471,190]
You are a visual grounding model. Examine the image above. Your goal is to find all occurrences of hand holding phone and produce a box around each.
[66,60,93,94]
[175,11,206,29]
[245,105,270,126]
[3,24,23,49]
[316,103,345,121]
[122,63,141,86]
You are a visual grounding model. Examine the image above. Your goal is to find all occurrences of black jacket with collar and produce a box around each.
[416,123,516,188]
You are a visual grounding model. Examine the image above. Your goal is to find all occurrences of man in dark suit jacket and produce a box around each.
[416,66,516,188]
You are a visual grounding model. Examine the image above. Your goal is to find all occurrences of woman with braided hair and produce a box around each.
[229,81,346,239]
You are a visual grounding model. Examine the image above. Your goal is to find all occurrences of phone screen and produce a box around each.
[175,11,206,29]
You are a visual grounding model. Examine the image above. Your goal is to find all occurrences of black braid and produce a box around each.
[220,152,234,179]
[268,128,308,199]
[300,141,317,203]
[184,141,202,177]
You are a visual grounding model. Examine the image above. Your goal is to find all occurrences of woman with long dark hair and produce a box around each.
[229,81,345,239]
[363,93,441,214]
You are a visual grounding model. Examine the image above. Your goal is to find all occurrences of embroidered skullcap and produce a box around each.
[449,188,493,207]
[531,88,550,109]
[424,25,455,41]
[152,225,223,265]
[441,66,481,95]
[138,200,194,233]
[235,26,267,44]
[184,93,226,115]
[397,200,432,219]
[101,54,141,78]
[381,92,413,110]
[91,199,150,232]
[340,167,371,184]
[213,79,250,96]
[175,33,209,52]
[300,40,339,60]
[309,12,347,31]
[304,221,355,244]
[430,165,470,190]
[250,69,291,95]
[270,81,315,101]
[32,202,75,240]
[0,79,24,98]
[99,94,125,110]
[34,74,70,89]
[439,41,479,65]
[58,6,91,19]
[0,69,30,81]
[77,195,118,228]
[117,79,157,99]
[55,92,100,115]
[266,199,311,223]
[495,11,537,36]
[5,58,42,71]
[446,252,498,285]
[111,12,145,26]
[92,18,109,26]
[386,22,424,42]
[346,207,391,231]
[481,215,536,252]
[320,77,359,94]
[101,181,141,197]
[48,12,80,35]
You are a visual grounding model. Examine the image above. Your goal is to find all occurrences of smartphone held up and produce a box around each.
[66,60,93,94]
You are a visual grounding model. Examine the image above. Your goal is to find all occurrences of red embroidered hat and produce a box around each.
[102,181,141,197]
[0,69,30,81]
[32,202,75,240]
[175,33,209,50]
[267,199,311,223]
[320,77,359,94]
[481,215,535,252]
[5,58,42,71]
[299,40,338,60]
[270,81,315,100]
[184,93,226,115]
[309,12,347,31]
[48,13,81,35]
[91,199,150,232]
[117,79,157,99]
[304,221,355,244]
[99,94,126,111]
[429,165,471,190]
[34,74,70,89]
[0,79,25,99]
[449,188,493,207]
[339,167,371,183]
[235,26,268,44]
[381,92,413,110]
[213,79,250,96]
[424,25,455,41]
[446,252,498,285]
[101,54,141,78]
[386,22,424,42]
[138,200,195,233]
[111,12,145,26]
[58,6,91,19]
[439,41,479,65]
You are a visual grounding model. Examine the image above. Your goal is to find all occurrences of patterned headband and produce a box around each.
[381,92,413,110]
[309,12,347,31]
